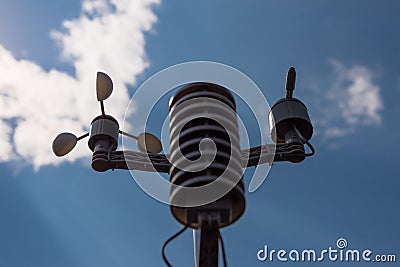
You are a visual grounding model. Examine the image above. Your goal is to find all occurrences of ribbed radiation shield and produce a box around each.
[169,82,245,228]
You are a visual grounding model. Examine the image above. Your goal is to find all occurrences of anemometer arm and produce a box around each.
[89,139,314,173]
[91,150,170,173]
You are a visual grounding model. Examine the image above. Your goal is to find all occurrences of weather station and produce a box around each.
[52,67,315,267]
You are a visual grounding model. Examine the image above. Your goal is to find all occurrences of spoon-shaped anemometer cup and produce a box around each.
[52,132,77,157]
[96,72,113,101]
[137,133,162,153]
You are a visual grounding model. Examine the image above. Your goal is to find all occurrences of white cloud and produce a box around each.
[0,0,160,170]
[329,60,383,126]
[321,127,354,140]
[0,120,12,161]
[310,60,383,141]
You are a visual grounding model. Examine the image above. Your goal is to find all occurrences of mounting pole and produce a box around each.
[198,213,220,267]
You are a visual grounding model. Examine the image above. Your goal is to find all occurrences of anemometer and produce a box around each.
[52,67,314,267]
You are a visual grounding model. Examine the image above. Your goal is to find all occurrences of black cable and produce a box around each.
[162,225,189,267]
[304,140,315,156]
[218,230,228,267]
[293,125,315,157]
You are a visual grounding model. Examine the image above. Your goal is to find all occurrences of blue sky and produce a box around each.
[0,0,399,266]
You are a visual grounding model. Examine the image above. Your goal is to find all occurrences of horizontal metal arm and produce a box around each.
[92,150,170,172]
[91,141,314,173]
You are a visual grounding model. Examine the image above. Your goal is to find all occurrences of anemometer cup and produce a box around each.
[269,98,313,144]
[88,115,119,153]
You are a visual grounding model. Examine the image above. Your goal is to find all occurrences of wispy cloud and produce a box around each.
[310,60,383,142]
[0,0,160,170]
